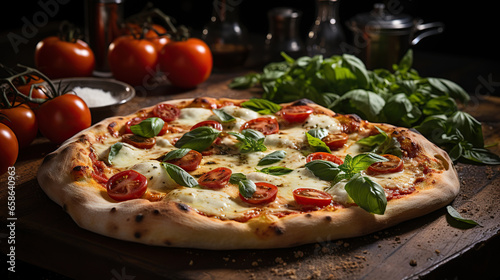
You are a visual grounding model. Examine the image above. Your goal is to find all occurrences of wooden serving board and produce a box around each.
[1,74,499,280]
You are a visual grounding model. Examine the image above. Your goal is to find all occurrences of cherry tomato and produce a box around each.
[239,182,278,205]
[240,117,279,135]
[336,114,361,134]
[165,149,202,171]
[280,105,314,123]
[124,117,169,136]
[0,104,38,148]
[146,24,170,52]
[198,167,232,189]
[36,94,91,144]
[152,103,181,122]
[190,120,223,131]
[159,38,213,88]
[306,152,344,165]
[106,170,148,201]
[322,133,348,150]
[35,36,95,79]
[367,154,404,174]
[108,35,158,86]
[122,134,156,149]
[293,188,332,208]
[0,124,18,175]
[13,76,48,108]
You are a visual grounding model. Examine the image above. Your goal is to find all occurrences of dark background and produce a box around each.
[0,0,499,93]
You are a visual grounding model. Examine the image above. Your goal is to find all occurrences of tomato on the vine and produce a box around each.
[159,38,213,88]
[108,35,158,86]
[13,76,48,108]
[35,36,95,79]
[0,123,18,175]
[36,94,92,144]
[0,104,38,148]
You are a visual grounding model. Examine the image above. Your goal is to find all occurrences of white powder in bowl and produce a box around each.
[71,86,119,107]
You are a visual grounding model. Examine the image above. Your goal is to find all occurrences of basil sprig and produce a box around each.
[228,129,267,153]
[258,150,286,166]
[256,166,293,176]
[130,117,165,138]
[161,162,198,188]
[356,126,402,158]
[174,126,220,152]
[212,109,236,123]
[305,153,388,214]
[107,142,123,165]
[241,98,282,115]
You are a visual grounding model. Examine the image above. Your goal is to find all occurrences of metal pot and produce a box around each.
[346,3,444,69]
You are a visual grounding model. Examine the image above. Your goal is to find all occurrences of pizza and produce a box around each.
[37,97,459,249]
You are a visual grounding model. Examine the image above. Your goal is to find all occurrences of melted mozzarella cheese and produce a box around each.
[171,108,214,127]
[131,160,178,192]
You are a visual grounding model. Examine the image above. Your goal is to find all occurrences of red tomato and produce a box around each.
[106,170,148,201]
[239,182,278,205]
[322,133,348,150]
[190,120,223,131]
[122,134,157,149]
[124,117,169,136]
[280,105,314,123]
[198,167,232,189]
[240,117,279,135]
[108,35,158,86]
[159,38,213,88]
[13,76,48,108]
[0,124,18,175]
[0,104,38,148]
[367,154,404,174]
[35,36,95,79]
[146,24,170,52]
[306,152,343,165]
[152,103,181,122]
[36,94,92,144]
[165,149,202,171]
[293,188,332,208]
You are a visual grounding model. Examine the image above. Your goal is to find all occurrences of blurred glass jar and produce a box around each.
[202,0,250,70]
[265,7,306,62]
[307,0,345,57]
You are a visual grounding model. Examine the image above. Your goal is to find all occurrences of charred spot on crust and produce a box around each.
[270,224,285,235]
[135,214,144,222]
[164,240,172,246]
[108,121,117,128]
[110,207,117,213]
[291,99,315,106]
[62,204,68,212]
[324,216,332,222]
[72,165,86,171]
[177,203,189,212]
[305,213,312,218]
[134,232,141,239]
[153,209,160,215]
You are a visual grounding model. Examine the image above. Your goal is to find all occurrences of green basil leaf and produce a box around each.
[130,117,165,138]
[228,129,267,153]
[163,148,191,161]
[306,132,331,153]
[307,128,329,140]
[161,162,198,188]
[448,111,484,148]
[461,147,500,165]
[305,159,341,181]
[256,166,293,176]
[229,73,261,89]
[356,127,388,148]
[428,77,470,103]
[241,129,265,141]
[229,173,247,184]
[174,126,220,152]
[107,142,123,165]
[349,153,389,174]
[446,206,480,228]
[241,98,282,115]
[258,150,286,166]
[239,179,257,198]
[212,109,236,123]
[345,174,387,215]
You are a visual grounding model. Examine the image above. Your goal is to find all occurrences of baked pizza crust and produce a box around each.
[37,98,460,249]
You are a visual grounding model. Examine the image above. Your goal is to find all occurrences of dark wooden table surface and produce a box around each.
[1,51,500,280]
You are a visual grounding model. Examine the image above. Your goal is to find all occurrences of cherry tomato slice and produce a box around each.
[190,120,223,131]
[240,117,279,135]
[122,134,156,149]
[367,154,404,174]
[293,188,332,208]
[124,117,169,136]
[239,182,278,205]
[165,149,202,171]
[280,105,314,123]
[322,132,348,150]
[198,167,232,189]
[106,170,148,201]
[152,104,181,122]
[306,152,344,165]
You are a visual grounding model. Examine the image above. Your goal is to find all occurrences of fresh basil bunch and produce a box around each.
[230,50,499,165]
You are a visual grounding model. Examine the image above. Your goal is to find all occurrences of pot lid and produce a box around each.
[349,3,415,32]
